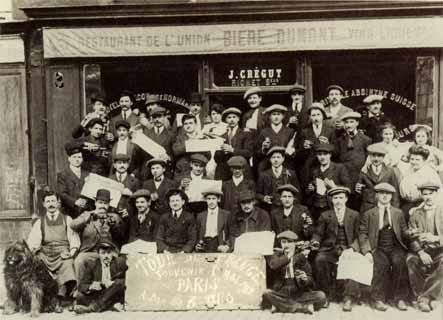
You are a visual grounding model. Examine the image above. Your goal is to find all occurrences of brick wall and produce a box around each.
[0,218,32,307]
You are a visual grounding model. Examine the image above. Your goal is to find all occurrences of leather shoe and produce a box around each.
[73,304,94,314]
[418,301,431,312]
[343,297,352,312]
[373,300,388,311]
[397,300,408,311]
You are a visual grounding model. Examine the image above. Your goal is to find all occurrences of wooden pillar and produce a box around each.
[297,55,313,107]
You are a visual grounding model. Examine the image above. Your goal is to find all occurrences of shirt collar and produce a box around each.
[283,206,293,217]
[271,123,283,133]
[46,210,60,220]
[232,175,244,185]
[272,166,283,177]
[70,165,81,174]
[190,172,203,180]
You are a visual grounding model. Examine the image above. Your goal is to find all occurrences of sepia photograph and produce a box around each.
[0,1,442,319]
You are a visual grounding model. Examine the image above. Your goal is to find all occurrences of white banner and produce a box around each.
[43,17,443,58]
[80,173,124,208]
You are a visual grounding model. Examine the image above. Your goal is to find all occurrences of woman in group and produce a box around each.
[202,103,227,137]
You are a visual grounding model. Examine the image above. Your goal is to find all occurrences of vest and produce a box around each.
[378,225,397,252]
[336,225,348,247]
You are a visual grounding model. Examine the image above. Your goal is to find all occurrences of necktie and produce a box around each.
[156,127,160,136]
[228,128,233,145]
[50,214,55,221]
[347,132,354,149]
[118,173,122,182]
[173,211,178,219]
[383,207,390,228]
[123,112,127,121]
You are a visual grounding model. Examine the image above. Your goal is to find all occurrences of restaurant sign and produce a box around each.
[43,17,443,58]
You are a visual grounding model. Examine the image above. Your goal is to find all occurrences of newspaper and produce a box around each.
[80,173,124,208]
[234,231,275,255]
[131,131,168,158]
[336,249,373,285]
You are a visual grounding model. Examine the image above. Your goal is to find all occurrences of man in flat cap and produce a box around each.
[263,230,326,314]
[356,143,400,213]
[221,155,256,214]
[156,189,197,253]
[142,158,178,214]
[311,186,361,311]
[214,107,254,181]
[359,182,409,311]
[271,184,313,240]
[359,94,390,142]
[195,188,231,253]
[296,103,336,188]
[71,189,125,282]
[74,238,127,314]
[127,189,160,243]
[324,85,352,130]
[335,111,372,209]
[257,146,300,212]
[406,182,443,312]
[57,141,91,218]
[286,83,308,132]
[242,86,267,131]
[108,90,139,139]
[229,190,271,247]
[306,142,351,222]
[255,104,295,172]
[141,94,171,131]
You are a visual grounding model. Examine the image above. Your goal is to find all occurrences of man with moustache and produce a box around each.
[57,141,91,218]
[127,189,160,243]
[324,85,352,130]
[195,188,231,253]
[108,90,139,138]
[173,92,205,134]
[142,106,173,159]
[109,154,139,211]
[286,83,308,132]
[359,95,391,142]
[214,107,253,181]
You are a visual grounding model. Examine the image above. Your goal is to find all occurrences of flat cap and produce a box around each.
[277,184,299,195]
[277,230,299,241]
[131,189,151,199]
[150,106,166,116]
[289,83,306,94]
[327,84,345,94]
[65,141,83,156]
[327,186,351,197]
[340,111,361,121]
[113,153,130,162]
[243,86,262,100]
[147,158,167,168]
[314,142,335,153]
[238,190,256,202]
[264,104,288,114]
[145,94,160,105]
[267,146,286,157]
[363,94,384,104]
[367,143,387,155]
[227,155,248,168]
[374,182,396,193]
[115,119,130,130]
[97,237,118,252]
[418,181,441,191]
[307,102,327,119]
[222,107,242,120]
[202,187,223,197]
[190,153,209,165]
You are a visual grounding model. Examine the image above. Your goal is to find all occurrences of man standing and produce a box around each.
[242,86,267,131]
[57,141,90,218]
[109,90,139,137]
[27,191,79,311]
[142,106,174,161]
[109,153,139,213]
[311,187,360,311]
[172,92,205,134]
[195,188,231,253]
[324,85,353,130]
[286,83,308,132]
[359,182,409,311]
[156,189,197,253]
[263,230,326,314]
[359,94,390,142]
[74,239,127,314]
[406,182,443,312]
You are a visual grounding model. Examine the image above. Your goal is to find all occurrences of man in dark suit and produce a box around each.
[172,92,205,135]
[74,239,127,314]
[221,156,256,214]
[242,86,267,132]
[306,143,352,222]
[311,186,361,311]
[406,182,443,313]
[335,111,372,210]
[57,141,91,218]
[359,95,391,142]
[256,146,301,212]
[324,85,353,130]
[263,230,326,314]
[156,189,197,253]
[285,83,308,132]
[108,90,139,138]
[359,183,409,311]
[127,189,160,243]
[356,143,400,213]
[142,158,177,214]
[214,107,253,181]
[195,188,231,253]
[271,184,313,240]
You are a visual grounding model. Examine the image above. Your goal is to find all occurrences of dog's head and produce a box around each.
[4,241,32,270]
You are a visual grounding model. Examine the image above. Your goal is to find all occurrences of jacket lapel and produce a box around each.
[94,260,102,282]
[343,209,352,245]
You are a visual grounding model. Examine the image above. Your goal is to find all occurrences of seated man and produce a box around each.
[311,186,360,311]
[406,181,443,312]
[74,239,128,314]
[195,188,231,253]
[263,230,326,314]
[27,191,79,312]
[156,189,197,253]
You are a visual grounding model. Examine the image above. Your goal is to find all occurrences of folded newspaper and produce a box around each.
[121,239,158,254]
[80,173,124,208]
[336,249,373,285]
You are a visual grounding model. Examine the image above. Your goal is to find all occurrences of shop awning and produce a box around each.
[43,17,443,58]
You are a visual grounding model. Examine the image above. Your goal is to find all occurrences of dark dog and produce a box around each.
[3,241,59,317]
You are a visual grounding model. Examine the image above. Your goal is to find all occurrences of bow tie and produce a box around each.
[154,177,163,182]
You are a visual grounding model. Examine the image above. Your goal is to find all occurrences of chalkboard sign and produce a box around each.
[125,253,266,311]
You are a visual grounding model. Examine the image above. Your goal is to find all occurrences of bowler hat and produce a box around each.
[95,189,111,202]
[277,230,298,241]
[119,90,134,101]
[243,87,262,100]
[374,182,396,194]
[289,83,306,94]
[189,92,203,104]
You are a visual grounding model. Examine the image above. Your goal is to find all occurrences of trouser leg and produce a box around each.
[420,253,443,302]
[371,249,390,301]
[95,280,126,312]
[314,251,337,298]
[406,253,426,298]
[390,248,409,301]
[262,289,298,313]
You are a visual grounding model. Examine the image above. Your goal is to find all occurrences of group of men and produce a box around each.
[24,85,442,315]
